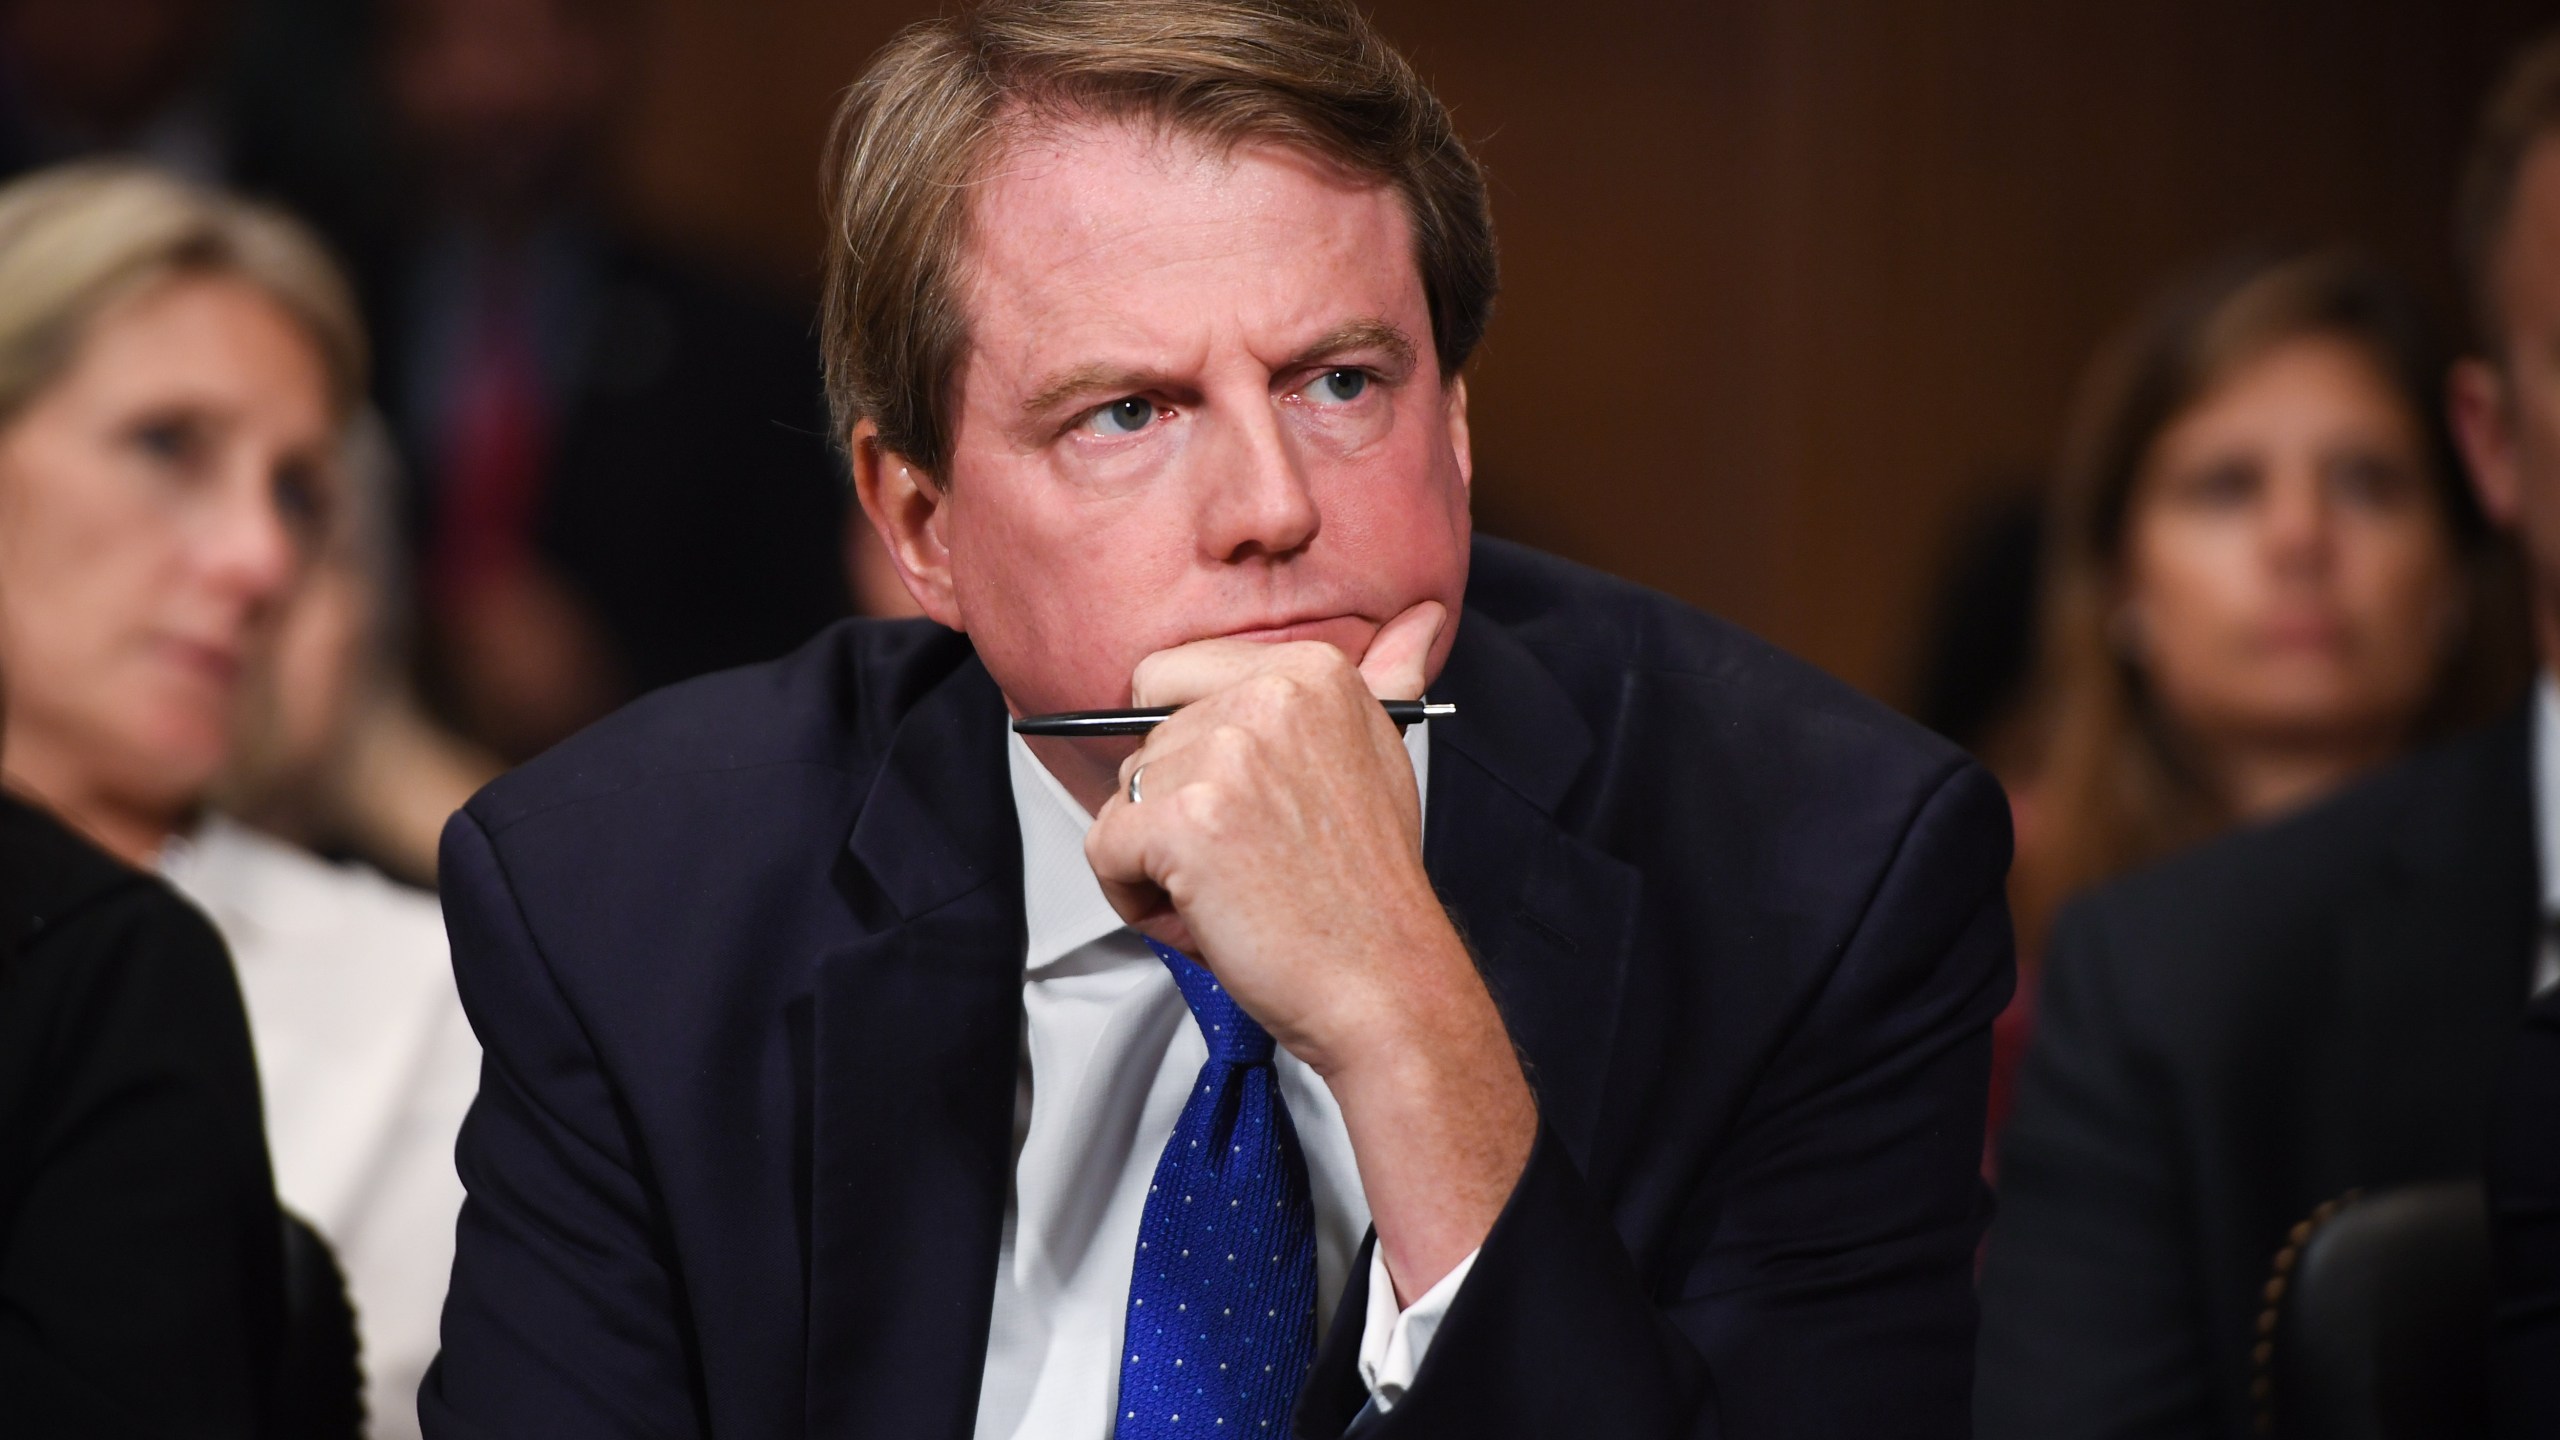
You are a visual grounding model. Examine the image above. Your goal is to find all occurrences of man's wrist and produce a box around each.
[1319,929,1536,1303]
[1314,924,1474,1070]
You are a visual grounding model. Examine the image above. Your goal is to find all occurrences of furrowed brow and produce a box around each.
[1016,318,1421,426]
[1020,364,1157,424]
[1284,318,1417,376]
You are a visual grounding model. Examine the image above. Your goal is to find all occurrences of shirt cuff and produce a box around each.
[1354,1242,1479,1413]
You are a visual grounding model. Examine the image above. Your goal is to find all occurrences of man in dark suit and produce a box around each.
[2475,33,2560,1440]
[1975,710,2535,1438]
[1976,30,2560,1440]
[2491,980,2560,1436]
[373,0,849,760]
[421,3,2013,1436]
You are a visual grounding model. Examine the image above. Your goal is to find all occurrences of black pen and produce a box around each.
[1013,700,1454,737]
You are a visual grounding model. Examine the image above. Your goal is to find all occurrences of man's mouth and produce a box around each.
[1211,614,1373,649]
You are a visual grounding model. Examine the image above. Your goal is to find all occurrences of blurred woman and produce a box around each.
[219,413,501,887]
[0,163,476,1440]
[1994,250,2525,1147]
[0,732,286,1435]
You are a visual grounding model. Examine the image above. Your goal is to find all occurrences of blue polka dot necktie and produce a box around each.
[1114,939,1318,1438]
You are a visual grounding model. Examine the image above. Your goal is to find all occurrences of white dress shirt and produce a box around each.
[2531,674,2560,998]
[161,816,481,1440]
[973,721,1473,1438]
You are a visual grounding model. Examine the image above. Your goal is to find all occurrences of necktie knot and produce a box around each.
[1146,939,1274,1066]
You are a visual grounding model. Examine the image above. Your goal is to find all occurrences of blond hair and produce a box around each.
[819,0,1496,475]
[0,162,366,429]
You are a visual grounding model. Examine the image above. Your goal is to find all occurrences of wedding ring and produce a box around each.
[1128,763,1146,805]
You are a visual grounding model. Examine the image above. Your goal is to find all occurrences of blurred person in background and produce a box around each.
[375,0,848,759]
[2492,978,2560,1436]
[0,0,542,880]
[1978,41,2560,1436]
[0,689,286,1435]
[1986,249,2521,1157]
[221,413,502,886]
[0,163,474,1440]
[2467,34,2560,1440]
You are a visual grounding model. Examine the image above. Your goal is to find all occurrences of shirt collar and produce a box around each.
[1005,713,1434,975]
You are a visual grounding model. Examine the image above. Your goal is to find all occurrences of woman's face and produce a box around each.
[2123,333,2461,758]
[0,275,338,834]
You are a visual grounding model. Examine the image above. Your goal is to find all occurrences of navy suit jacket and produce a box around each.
[1978,708,2539,1440]
[421,539,2013,1439]
[2492,973,2560,1436]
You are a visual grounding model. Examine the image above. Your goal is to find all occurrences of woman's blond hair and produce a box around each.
[0,162,365,429]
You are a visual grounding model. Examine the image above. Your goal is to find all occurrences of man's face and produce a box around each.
[916,118,1473,719]
[2463,137,2560,640]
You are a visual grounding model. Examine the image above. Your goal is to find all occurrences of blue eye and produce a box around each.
[1085,397,1159,437]
[1306,369,1368,404]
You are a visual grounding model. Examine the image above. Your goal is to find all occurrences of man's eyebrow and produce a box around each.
[1016,319,1423,425]
[1020,364,1157,424]
[1285,318,1417,375]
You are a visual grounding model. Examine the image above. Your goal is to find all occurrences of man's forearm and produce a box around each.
[1319,929,1537,1305]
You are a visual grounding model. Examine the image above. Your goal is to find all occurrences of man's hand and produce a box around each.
[1084,601,1440,1063]
[1082,601,1537,1303]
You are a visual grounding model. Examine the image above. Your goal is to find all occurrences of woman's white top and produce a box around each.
[161,815,478,1440]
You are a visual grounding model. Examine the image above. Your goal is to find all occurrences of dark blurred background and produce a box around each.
[23,0,2552,707]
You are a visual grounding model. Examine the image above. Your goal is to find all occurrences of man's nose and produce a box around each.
[1195,401,1320,563]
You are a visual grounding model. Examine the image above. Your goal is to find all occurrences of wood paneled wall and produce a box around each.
[609,0,2554,702]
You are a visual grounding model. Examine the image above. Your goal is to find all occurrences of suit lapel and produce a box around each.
[804,656,1025,1440]
[1423,614,1640,1173]
[2325,706,2538,1190]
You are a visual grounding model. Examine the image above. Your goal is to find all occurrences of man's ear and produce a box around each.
[848,420,964,630]
[2451,357,2524,532]
[1443,374,1473,496]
